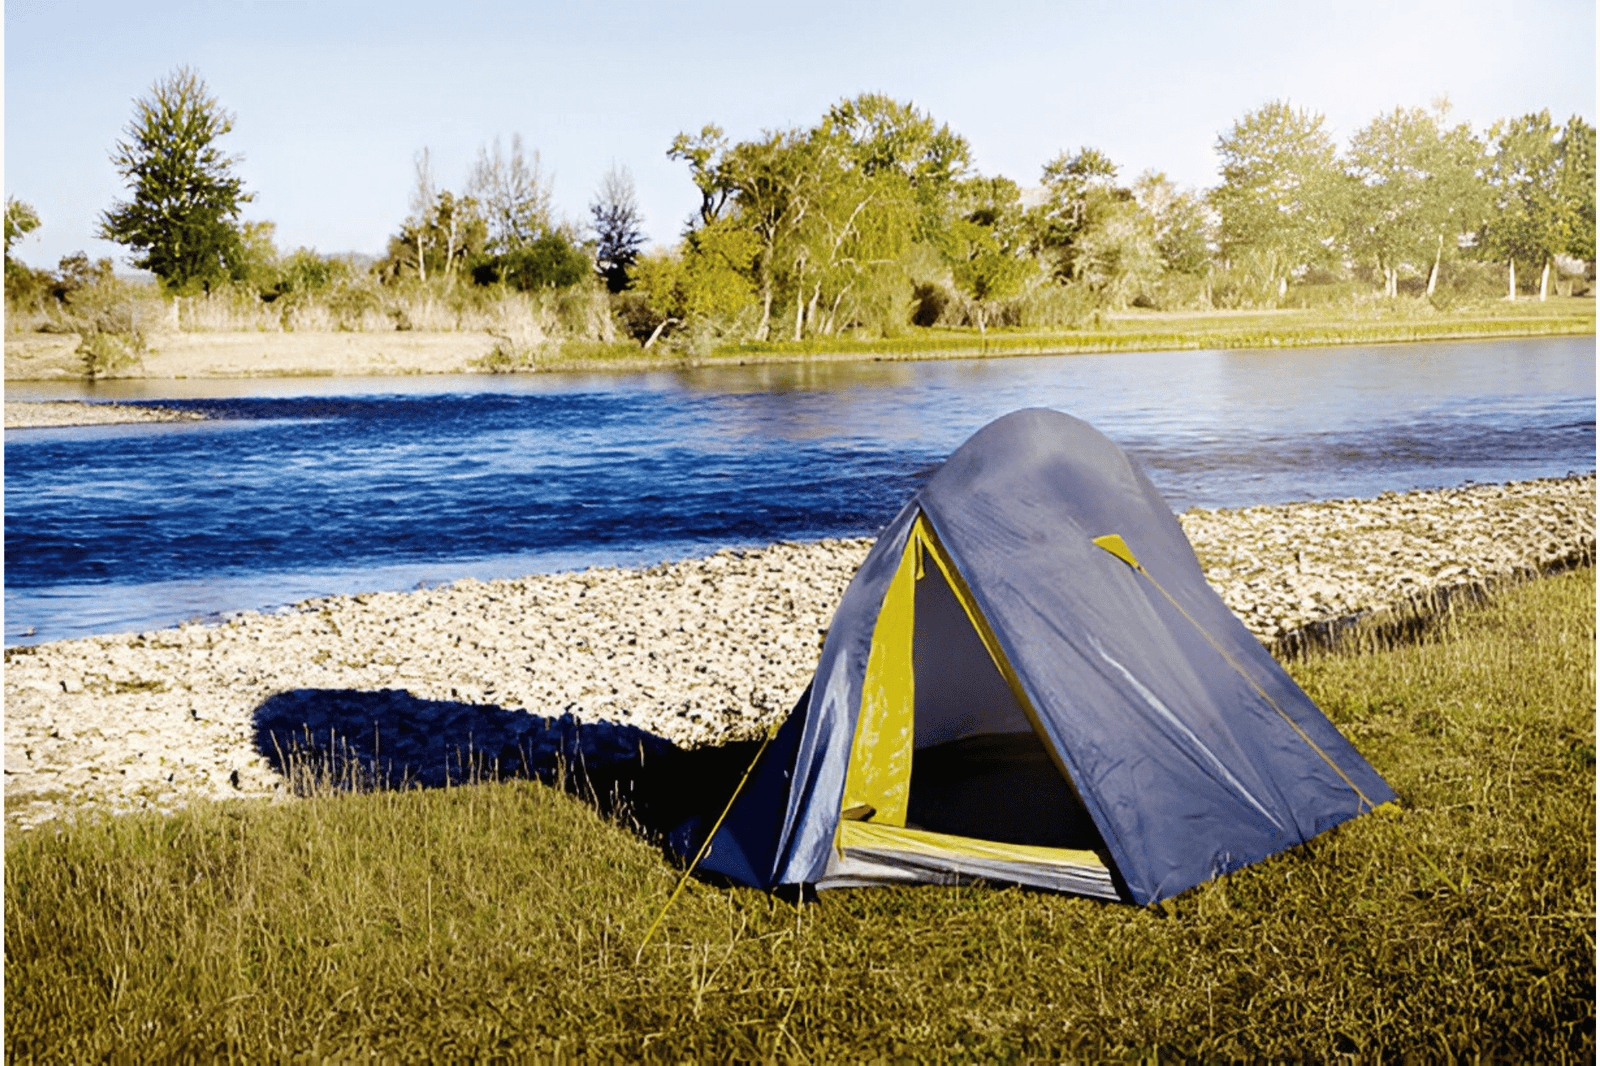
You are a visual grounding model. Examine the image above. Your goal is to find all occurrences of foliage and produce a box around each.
[1024,149,1161,308]
[5,197,41,266]
[97,66,254,292]
[590,164,647,293]
[1557,116,1596,263]
[1211,100,1344,292]
[949,218,1035,333]
[1344,103,1487,297]
[1132,171,1212,276]
[471,233,591,291]
[1479,111,1590,298]
[5,571,1592,1060]
[41,254,151,377]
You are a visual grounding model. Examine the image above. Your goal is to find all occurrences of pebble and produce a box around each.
[4,476,1593,832]
[4,401,206,429]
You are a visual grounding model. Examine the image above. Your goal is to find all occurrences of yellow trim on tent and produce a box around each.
[843,512,1086,831]
[839,820,1108,872]
[842,523,919,826]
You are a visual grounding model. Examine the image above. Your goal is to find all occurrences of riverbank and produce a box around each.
[5,300,1592,380]
[4,400,206,429]
[3,475,1591,833]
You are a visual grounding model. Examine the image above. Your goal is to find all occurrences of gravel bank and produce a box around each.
[4,401,206,429]
[4,476,1592,832]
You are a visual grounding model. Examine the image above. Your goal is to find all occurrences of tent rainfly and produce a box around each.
[696,408,1397,905]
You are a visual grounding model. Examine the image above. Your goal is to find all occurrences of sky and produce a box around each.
[4,0,1595,272]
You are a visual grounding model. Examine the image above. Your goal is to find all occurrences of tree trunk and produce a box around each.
[1507,259,1516,300]
[416,234,426,282]
[642,317,679,350]
[1426,235,1442,298]
[1539,257,1551,301]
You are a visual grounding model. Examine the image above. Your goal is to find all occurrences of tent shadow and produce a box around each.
[251,688,766,845]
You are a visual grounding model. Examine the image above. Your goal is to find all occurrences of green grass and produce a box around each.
[685,298,1595,368]
[6,570,1594,1060]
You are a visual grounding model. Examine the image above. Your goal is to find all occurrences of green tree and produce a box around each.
[1210,101,1343,298]
[1557,116,1595,271]
[1344,103,1486,298]
[819,93,971,247]
[5,198,41,268]
[1480,111,1591,299]
[471,233,589,291]
[97,66,254,291]
[1131,171,1211,275]
[386,150,488,283]
[1028,149,1160,307]
[669,125,734,226]
[949,200,1036,336]
[668,97,976,340]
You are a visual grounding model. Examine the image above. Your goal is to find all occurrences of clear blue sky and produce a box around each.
[4,0,1594,271]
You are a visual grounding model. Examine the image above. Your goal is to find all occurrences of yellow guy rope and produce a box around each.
[636,728,774,961]
[1092,534,1379,812]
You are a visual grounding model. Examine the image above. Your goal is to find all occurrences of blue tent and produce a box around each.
[699,408,1396,905]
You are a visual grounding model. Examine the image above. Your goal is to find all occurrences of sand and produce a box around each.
[5,330,504,381]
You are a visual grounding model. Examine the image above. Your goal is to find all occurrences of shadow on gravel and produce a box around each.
[252,688,766,845]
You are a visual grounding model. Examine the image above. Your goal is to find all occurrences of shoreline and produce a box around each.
[4,400,206,429]
[4,474,1592,833]
[5,307,1593,381]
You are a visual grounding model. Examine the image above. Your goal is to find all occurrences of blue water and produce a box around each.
[5,337,1593,644]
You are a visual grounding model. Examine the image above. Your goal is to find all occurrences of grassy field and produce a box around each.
[649,298,1596,371]
[5,569,1594,1060]
[6,295,1591,381]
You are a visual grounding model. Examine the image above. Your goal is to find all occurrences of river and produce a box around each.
[5,336,1593,645]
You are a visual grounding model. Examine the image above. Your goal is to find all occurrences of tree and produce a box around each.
[1132,171,1211,275]
[1210,101,1343,296]
[469,134,553,254]
[387,150,488,283]
[1479,111,1592,300]
[402,148,437,281]
[590,164,647,293]
[819,93,971,245]
[1029,149,1161,307]
[471,233,589,291]
[97,66,254,291]
[668,124,733,226]
[1344,103,1486,298]
[1557,116,1596,272]
[5,198,40,268]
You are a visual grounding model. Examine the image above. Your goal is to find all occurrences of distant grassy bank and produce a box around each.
[5,298,1593,380]
[6,568,1592,1061]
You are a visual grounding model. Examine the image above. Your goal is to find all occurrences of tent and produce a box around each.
[697,408,1396,905]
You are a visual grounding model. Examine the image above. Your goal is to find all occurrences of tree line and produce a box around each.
[5,68,1594,355]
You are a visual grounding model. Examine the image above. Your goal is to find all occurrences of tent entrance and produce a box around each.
[833,514,1112,893]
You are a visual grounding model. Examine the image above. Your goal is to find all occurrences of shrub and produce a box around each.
[471,235,590,291]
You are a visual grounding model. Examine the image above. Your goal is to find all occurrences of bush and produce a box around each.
[471,235,590,291]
